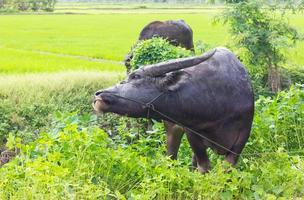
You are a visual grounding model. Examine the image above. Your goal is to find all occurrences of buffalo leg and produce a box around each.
[186,131,210,174]
[164,121,184,160]
[225,130,249,165]
[191,154,198,170]
[225,117,252,166]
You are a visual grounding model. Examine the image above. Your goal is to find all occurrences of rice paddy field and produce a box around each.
[1,4,304,199]
[1,7,304,73]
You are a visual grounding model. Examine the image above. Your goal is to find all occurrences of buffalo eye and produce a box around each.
[130,73,141,80]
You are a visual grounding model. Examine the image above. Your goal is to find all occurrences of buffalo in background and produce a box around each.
[124,19,194,72]
[124,19,195,161]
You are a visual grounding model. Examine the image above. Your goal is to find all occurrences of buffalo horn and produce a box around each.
[142,48,217,76]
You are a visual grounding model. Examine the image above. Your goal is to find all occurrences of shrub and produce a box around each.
[0,109,303,199]
[1,70,303,199]
[130,37,193,71]
[244,84,304,156]
[219,0,303,93]
[0,0,56,12]
[0,72,121,146]
[282,67,304,86]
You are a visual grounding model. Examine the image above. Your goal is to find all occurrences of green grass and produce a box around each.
[0,12,226,73]
[0,85,303,199]
[0,47,123,73]
[55,2,225,9]
[0,6,303,199]
[0,71,122,98]
[0,12,227,60]
[0,71,123,143]
[1,11,304,73]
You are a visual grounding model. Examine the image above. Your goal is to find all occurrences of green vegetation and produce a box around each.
[0,4,304,199]
[130,37,193,71]
[0,0,56,12]
[220,0,303,93]
[0,85,303,199]
[1,12,304,74]
[0,71,122,143]
[245,85,304,154]
[53,3,225,14]
[0,13,226,72]
[0,47,123,73]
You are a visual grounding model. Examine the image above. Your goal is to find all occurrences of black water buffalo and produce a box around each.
[124,19,194,71]
[94,47,254,173]
[124,19,195,160]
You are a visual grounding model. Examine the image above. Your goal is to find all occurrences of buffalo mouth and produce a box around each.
[93,92,118,113]
[93,96,109,113]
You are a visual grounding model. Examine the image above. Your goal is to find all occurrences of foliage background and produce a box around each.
[0,85,303,199]
[0,2,304,199]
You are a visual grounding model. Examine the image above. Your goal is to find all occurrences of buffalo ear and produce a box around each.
[159,71,190,91]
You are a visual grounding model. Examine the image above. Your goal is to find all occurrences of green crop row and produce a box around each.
[0,47,124,73]
[1,12,303,74]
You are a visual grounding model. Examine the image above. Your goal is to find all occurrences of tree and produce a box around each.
[0,0,5,8]
[42,0,56,11]
[219,0,302,93]
[0,0,56,12]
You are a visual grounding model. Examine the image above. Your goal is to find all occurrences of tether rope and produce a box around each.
[109,93,240,156]
[102,93,304,157]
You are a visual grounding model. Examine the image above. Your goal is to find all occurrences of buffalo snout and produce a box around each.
[93,90,117,113]
[95,90,103,96]
[94,91,116,105]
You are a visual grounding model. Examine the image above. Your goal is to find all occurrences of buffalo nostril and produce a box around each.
[95,91,103,96]
[102,98,111,105]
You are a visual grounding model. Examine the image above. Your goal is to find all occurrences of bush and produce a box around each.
[282,67,304,86]
[219,0,302,93]
[130,37,193,71]
[0,107,303,199]
[244,84,304,156]
[1,71,303,199]
[0,0,56,12]
[0,72,121,146]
